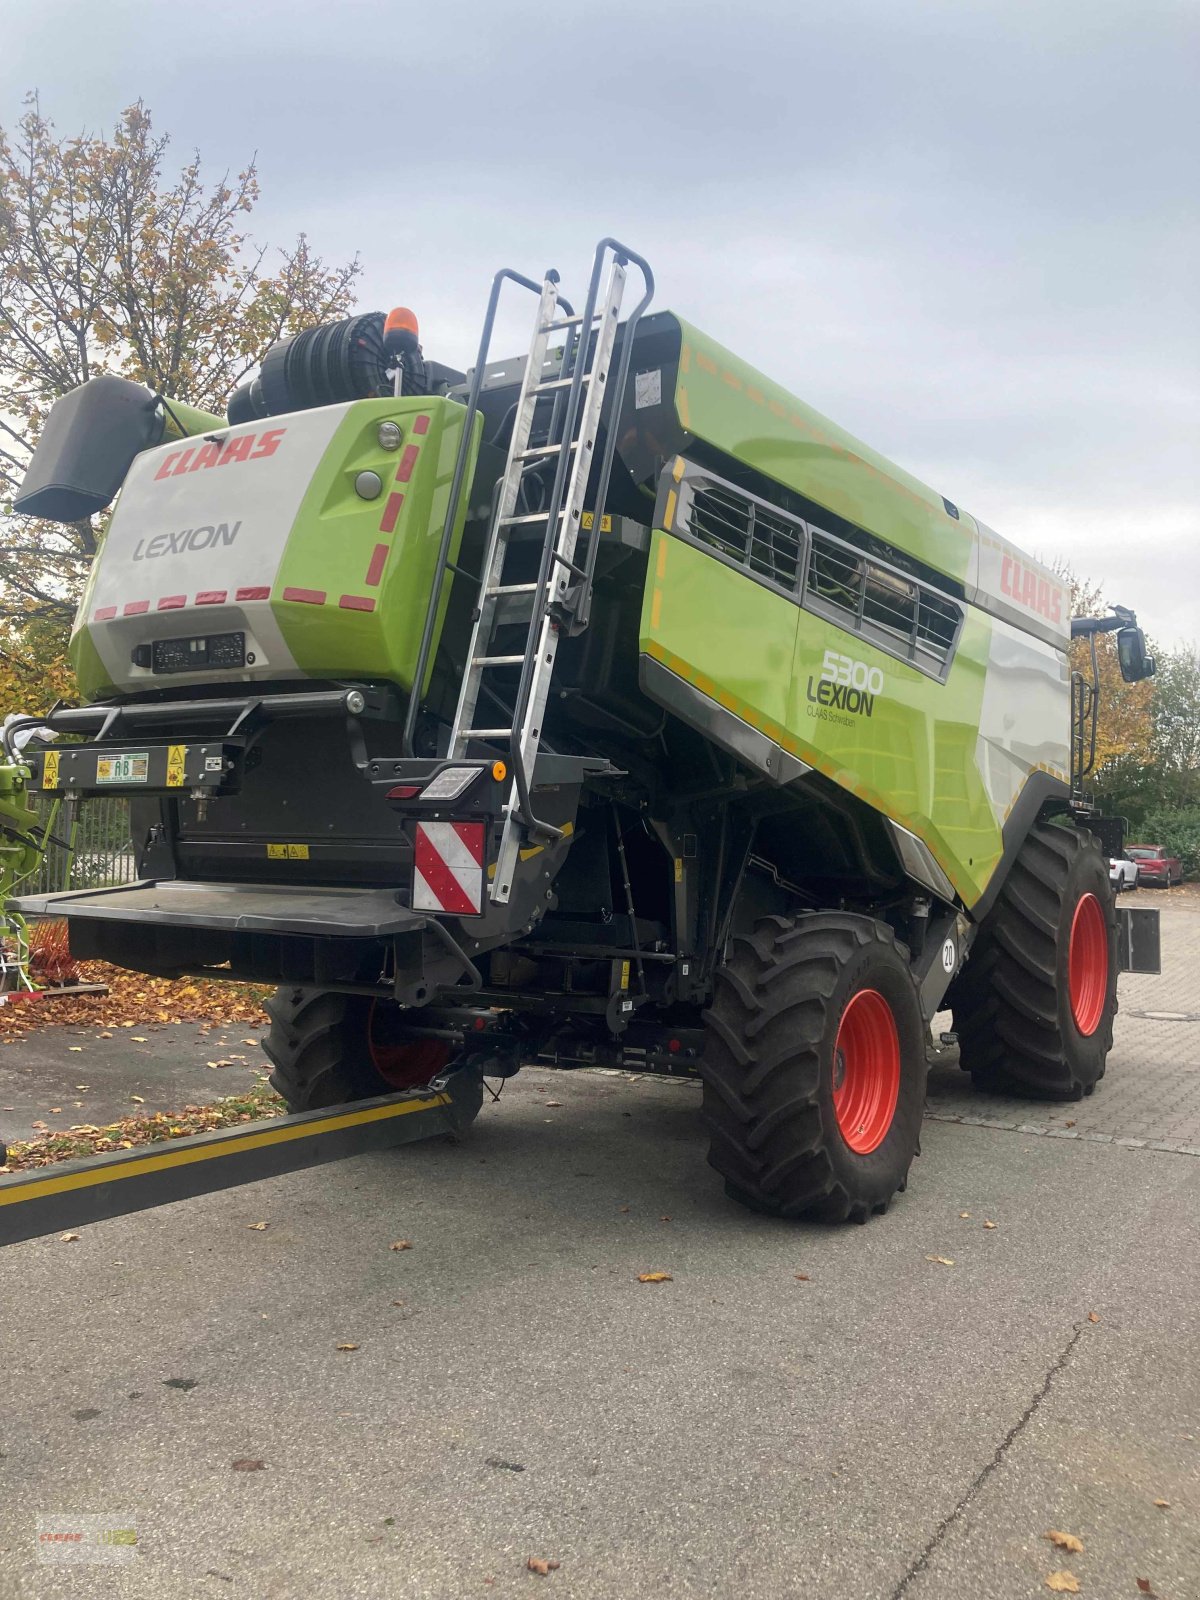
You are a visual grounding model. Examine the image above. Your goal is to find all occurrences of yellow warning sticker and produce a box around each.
[620,960,630,991]
[580,513,613,532]
[674,857,683,883]
[42,750,60,791]
[268,843,310,859]
[166,745,187,787]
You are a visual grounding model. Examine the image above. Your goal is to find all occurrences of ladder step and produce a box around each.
[514,442,578,462]
[459,728,513,740]
[471,655,525,667]
[532,376,588,393]
[499,511,554,526]
[541,315,586,332]
[485,582,540,596]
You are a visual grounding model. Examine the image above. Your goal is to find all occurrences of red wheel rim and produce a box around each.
[832,989,901,1154]
[368,1002,452,1090]
[1068,893,1108,1036]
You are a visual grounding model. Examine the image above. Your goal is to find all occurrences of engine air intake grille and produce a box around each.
[665,462,964,681]
[691,483,803,592]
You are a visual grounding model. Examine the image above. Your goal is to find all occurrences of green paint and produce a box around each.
[671,315,976,586]
[160,398,226,439]
[642,530,1003,905]
[273,397,477,691]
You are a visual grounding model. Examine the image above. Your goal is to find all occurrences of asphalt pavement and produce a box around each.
[0,890,1196,1598]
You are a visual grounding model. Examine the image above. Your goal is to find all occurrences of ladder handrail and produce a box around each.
[401,266,554,758]
[574,239,655,616]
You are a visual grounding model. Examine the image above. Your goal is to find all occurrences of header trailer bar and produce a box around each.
[0,1070,482,1249]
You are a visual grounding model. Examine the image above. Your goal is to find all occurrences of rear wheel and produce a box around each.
[700,913,926,1222]
[263,987,482,1131]
[951,822,1117,1100]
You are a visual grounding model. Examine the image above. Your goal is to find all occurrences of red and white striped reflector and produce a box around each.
[412,821,486,916]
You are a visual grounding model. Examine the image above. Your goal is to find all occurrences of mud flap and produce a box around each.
[1116,905,1161,974]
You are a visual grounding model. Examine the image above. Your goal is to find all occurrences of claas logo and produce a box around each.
[154,428,286,481]
[1000,553,1063,624]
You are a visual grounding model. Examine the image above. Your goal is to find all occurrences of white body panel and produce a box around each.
[77,405,350,692]
[974,612,1071,825]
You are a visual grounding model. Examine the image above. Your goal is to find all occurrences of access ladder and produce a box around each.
[402,238,653,904]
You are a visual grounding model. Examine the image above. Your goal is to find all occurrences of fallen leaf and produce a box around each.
[959,1211,971,1218]
[68,1046,82,1052]
[1065,1120,1076,1128]
[545,1101,562,1107]
[246,1222,269,1231]
[794,1273,811,1282]
[659,1215,671,1222]
[526,1557,560,1575]
[637,1271,673,1283]
[1152,1498,1170,1509]
[391,1300,404,1307]
[75,1085,89,1091]
[336,1343,359,1352]
[131,1037,148,1043]
[390,1240,413,1251]
[618,1205,630,1213]
[925,1255,955,1267]
[983,1220,997,1229]
[231,1458,265,1472]
[1044,1573,1080,1593]
[1137,1580,1152,1594]
[1045,1530,1084,1554]
[242,1039,258,1045]
[1088,1311,1100,1324]
[130,1095,144,1104]
[59,1231,80,1243]
[49,1107,61,1113]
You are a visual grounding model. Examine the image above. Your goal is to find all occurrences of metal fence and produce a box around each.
[28,795,138,894]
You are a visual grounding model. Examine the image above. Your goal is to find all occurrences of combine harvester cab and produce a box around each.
[4,237,1160,1236]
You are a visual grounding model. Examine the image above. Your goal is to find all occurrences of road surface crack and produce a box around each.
[887,1321,1086,1599]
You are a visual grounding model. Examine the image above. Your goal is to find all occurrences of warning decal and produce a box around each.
[413,821,485,916]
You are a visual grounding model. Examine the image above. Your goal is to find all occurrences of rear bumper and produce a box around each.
[11,879,427,939]
[9,879,480,1000]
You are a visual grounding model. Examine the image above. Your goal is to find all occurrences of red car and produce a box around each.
[1125,844,1183,887]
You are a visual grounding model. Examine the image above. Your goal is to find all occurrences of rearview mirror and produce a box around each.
[1117,626,1155,683]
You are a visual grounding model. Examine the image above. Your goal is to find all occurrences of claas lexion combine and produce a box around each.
[0,237,1161,1241]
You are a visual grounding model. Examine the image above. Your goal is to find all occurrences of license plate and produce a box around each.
[96,752,150,785]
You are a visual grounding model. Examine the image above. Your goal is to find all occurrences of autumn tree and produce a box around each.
[1057,564,1156,784]
[0,96,361,700]
[1148,643,1200,809]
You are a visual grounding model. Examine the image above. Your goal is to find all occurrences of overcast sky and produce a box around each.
[4,0,1196,643]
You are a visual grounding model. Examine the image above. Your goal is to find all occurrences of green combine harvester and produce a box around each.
[6,237,1160,1224]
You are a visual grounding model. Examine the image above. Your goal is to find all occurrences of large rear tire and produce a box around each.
[263,987,482,1131]
[951,822,1117,1100]
[700,913,926,1222]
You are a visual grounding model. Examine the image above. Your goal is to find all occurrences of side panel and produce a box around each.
[273,400,476,689]
[641,528,1070,909]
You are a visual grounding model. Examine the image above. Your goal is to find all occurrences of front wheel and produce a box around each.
[700,913,926,1222]
[951,822,1117,1099]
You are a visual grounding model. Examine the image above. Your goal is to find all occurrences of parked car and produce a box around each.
[1124,844,1183,887]
[1109,854,1140,892]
